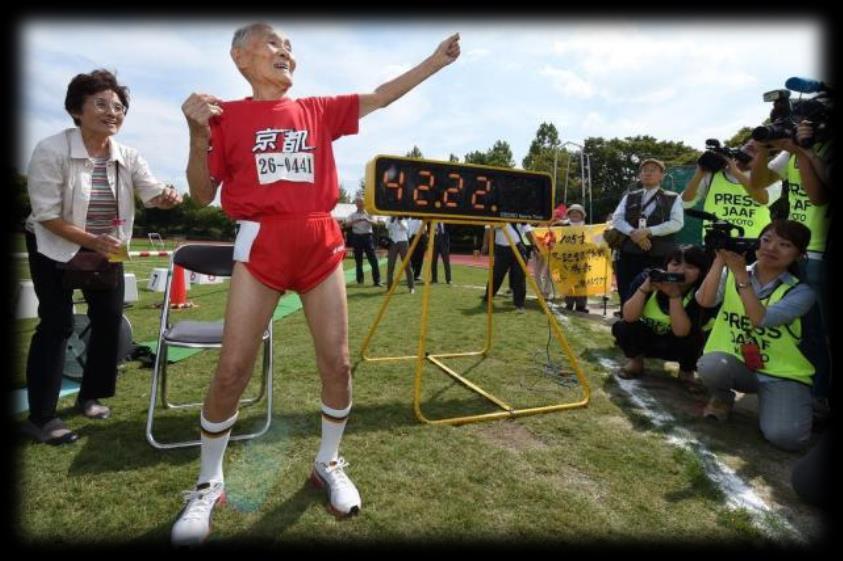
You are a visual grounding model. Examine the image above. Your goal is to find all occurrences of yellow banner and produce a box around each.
[533,224,613,297]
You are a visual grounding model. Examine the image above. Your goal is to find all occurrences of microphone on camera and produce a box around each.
[785,76,827,94]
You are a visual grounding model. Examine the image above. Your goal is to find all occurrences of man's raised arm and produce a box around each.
[359,34,460,119]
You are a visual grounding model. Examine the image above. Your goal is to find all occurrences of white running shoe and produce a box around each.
[309,457,362,517]
[171,481,226,546]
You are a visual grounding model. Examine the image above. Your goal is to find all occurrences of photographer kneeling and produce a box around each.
[696,220,815,452]
[613,245,713,384]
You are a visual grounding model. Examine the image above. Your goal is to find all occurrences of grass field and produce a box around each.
[11,241,828,547]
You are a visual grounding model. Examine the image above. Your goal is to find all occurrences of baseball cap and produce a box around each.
[639,158,666,172]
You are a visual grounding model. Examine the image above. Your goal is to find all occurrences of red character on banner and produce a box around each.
[539,229,557,251]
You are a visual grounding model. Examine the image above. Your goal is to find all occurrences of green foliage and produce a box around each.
[136,193,235,240]
[725,127,753,148]
[406,145,424,158]
[521,122,561,171]
[583,135,701,222]
[338,183,352,203]
[464,140,515,168]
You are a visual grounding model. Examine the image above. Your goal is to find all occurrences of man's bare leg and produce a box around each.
[300,264,360,516]
[172,263,280,545]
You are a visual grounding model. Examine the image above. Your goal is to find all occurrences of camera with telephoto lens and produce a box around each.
[751,85,833,148]
[647,268,686,283]
[697,139,752,172]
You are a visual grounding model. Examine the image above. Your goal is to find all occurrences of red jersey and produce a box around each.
[208,95,359,219]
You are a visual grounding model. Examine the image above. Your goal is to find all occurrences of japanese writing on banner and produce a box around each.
[532,224,613,297]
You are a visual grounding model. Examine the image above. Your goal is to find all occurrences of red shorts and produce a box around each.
[233,213,346,293]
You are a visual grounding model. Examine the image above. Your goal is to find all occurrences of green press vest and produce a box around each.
[703,171,770,239]
[785,149,829,253]
[641,291,693,335]
[703,271,814,384]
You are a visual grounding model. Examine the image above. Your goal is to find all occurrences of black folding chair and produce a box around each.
[145,243,273,449]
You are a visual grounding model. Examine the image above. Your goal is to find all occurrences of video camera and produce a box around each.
[752,77,833,148]
[686,209,759,255]
[647,269,685,283]
[697,138,752,173]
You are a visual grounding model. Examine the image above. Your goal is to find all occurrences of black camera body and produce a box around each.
[697,139,752,172]
[703,222,759,255]
[647,268,686,283]
[752,86,833,148]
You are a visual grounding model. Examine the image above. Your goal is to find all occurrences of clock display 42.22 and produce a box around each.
[365,156,553,222]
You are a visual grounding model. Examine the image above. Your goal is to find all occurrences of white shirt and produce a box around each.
[407,218,424,237]
[768,150,791,178]
[488,223,533,246]
[25,128,168,262]
[387,218,410,242]
[611,187,684,237]
[347,210,374,234]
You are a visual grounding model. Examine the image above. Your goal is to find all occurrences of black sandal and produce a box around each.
[21,418,79,445]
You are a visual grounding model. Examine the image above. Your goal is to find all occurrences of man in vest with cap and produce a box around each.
[610,158,684,307]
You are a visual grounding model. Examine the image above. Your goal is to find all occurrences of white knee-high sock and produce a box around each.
[315,402,351,464]
[198,410,239,485]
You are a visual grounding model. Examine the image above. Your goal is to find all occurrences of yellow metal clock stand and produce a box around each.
[360,219,590,426]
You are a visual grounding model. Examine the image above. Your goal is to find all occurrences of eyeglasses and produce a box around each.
[92,98,126,115]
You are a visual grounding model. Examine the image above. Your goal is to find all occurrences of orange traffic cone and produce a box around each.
[169,264,193,309]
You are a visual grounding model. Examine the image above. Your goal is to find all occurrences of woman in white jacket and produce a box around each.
[22,69,181,445]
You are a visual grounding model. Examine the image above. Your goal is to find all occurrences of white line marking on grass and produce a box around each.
[595,355,803,542]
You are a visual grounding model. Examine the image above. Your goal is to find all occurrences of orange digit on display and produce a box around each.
[383,169,405,201]
[414,170,435,207]
[472,176,491,210]
[444,173,463,208]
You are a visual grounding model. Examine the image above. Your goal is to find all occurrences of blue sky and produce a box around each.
[18,17,826,203]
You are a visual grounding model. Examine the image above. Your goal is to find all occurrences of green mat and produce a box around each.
[139,258,386,363]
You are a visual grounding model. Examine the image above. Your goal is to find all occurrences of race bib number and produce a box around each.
[255,152,315,185]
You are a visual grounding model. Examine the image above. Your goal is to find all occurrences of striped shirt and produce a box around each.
[85,157,118,235]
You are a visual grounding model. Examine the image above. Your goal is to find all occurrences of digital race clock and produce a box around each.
[364,155,554,222]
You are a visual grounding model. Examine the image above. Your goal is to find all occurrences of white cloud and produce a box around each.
[540,66,595,99]
[465,47,491,60]
[623,88,677,105]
